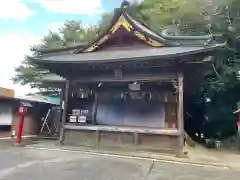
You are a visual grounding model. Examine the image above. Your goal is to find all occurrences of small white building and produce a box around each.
[0,87,15,127]
[0,87,60,137]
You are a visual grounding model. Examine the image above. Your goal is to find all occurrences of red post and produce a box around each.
[238,113,240,123]
[16,104,25,145]
[237,121,240,128]
[237,114,240,151]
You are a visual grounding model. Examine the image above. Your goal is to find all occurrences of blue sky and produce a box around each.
[0,0,125,95]
[0,0,121,37]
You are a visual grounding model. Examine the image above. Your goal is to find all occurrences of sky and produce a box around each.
[0,0,127,96]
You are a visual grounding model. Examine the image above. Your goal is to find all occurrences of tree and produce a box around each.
[182,0,240,139]
[136,0,240,36]
[136,0,240,139]
[135,0,213,35]
[12,15,111,90]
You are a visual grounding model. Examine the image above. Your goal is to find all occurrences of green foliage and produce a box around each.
[201,67,240,138]
[12,15,110,89]
[136,0,212,35]
[136,0,240,36]
[136,0,240,139]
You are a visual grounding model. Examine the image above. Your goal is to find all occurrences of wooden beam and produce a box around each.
[60,80,70,144]
[177,72,184,156]
[64,125,180,136]
[72,73,177,83]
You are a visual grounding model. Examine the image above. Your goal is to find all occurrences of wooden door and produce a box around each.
[165,103,177,129]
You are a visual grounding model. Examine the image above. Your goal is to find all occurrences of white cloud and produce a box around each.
[34,0,103,15]
[48,21,65,33]
[48,21,95,33]
[0,33,40,96]
[0,0,34,20]
[129,0,145,3]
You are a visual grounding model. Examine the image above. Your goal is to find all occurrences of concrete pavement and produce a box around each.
[0,145,239,180]
[25,139,240,170]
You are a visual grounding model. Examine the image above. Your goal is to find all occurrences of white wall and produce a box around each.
[0,104,13,126]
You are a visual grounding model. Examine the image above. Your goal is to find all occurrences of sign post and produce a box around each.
[16,104,25,145]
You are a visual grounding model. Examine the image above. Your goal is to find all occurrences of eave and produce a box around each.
[30,45,224,65]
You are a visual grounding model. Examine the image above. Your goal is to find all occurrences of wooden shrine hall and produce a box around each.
[32,1,224,155]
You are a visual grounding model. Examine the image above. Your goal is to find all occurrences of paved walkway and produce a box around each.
[24,139,240,170]
[0,145,239,180]
[185,144,240,170]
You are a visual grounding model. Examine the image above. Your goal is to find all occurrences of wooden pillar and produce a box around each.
[57,85,65,135]
[92,92,98,125]
[177,72,184,155]
[60,80,70,144]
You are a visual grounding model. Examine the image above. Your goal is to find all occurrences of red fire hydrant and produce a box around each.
[16,103,25,145]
